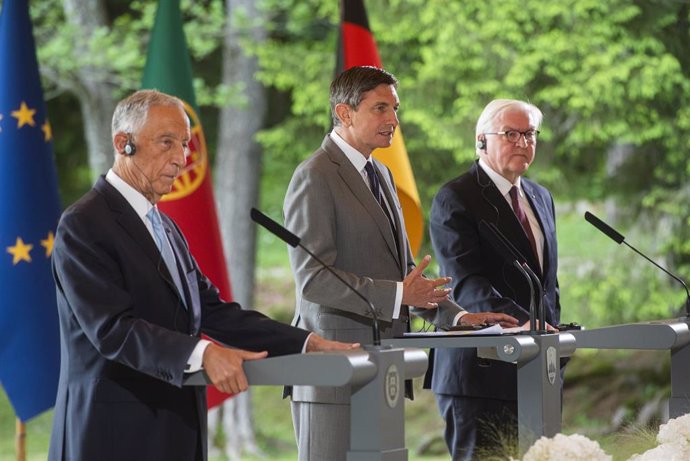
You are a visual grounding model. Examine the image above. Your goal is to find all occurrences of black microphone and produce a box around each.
[250,208,382,346]
[585,211,690,318]
[479,220,543,333]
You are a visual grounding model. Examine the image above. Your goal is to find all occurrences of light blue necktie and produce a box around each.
[147,207,187,308]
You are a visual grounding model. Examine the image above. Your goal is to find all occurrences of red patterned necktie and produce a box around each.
[509,186,539,263]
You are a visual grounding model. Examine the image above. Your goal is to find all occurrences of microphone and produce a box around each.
[585,211,690,318]
[250,208,382,346]
[479,220,544,333]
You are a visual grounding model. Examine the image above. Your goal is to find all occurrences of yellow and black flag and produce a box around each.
[337,0,424,257]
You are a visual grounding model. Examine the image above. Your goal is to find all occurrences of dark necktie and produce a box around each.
[509,186,539,264]
[364,161,383,205]
[364,161,398,243]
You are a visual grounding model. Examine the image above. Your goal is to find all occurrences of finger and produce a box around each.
[242,350,268,361]
[236,372,249,393]
[430,277,452,288]
[409,255,431,277]
[433,287,451,297]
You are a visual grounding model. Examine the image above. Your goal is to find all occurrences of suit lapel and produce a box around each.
[373,159,405,271]
[96,178,162,269]
[163,219,201,334]
[322,138,401,266]
[473,163,541,274]
[95,177,194,325]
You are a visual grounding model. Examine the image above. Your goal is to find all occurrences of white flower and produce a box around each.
[657,413,690,447]
[628,443,690,461]
[522,433,612,461]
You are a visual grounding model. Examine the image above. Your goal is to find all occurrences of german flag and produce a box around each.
[337,0,424,257]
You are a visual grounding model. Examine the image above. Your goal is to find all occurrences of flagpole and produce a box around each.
[15,418,26,461]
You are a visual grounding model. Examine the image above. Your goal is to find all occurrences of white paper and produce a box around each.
[404,323,504,337]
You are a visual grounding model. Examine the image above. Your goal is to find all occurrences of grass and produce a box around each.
[0,389,52,461]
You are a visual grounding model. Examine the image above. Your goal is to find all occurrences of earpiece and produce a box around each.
[476,139,486,150]
[124,137,137,156]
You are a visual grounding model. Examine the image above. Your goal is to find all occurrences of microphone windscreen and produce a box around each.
[250,208,301,248]
[584,211,625,244]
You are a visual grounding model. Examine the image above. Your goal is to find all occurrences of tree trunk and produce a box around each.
[213,0,267,458]
[62,0,116,179]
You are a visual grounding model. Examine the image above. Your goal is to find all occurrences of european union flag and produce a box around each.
[0,0,61,421]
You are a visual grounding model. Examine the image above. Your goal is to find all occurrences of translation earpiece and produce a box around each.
[475,139,486,150]
[124,138,137,156]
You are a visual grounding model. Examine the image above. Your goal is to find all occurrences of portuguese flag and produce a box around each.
[337,0,424,257]
[142,0,232,408]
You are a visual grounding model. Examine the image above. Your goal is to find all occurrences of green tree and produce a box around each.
[254,0,690,322]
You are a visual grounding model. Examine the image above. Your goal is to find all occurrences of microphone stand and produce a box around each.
[250,208,382,346]
[513,261,537,333]
[585,211,690,320]
[296,242,382,346]
[522,262,545,333]
[480,220,543,334]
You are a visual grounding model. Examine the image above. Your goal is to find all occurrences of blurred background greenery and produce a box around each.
[2,0,690,459]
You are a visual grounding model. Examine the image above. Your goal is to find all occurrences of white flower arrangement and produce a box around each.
[518,414,690,461]
[657,412,690,447]
[521,433,612,461]
[627,443,689,461]
[628,413,690,460]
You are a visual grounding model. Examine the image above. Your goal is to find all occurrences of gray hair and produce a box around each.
[330,66,398,127]
[111,89,185,138]
[475,99,543,150]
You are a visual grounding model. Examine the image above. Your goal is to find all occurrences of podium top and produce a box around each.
[383,334,542,363]
[571,319,690,350]
[183,348,426,387]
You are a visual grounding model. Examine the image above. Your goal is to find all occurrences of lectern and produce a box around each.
[384,332,576,454]
[571,319,690,418]
[185,346,428,461]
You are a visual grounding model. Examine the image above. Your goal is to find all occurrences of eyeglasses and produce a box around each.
[484,129,540,144]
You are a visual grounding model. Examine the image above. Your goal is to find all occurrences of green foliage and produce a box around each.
[252,0,690,289]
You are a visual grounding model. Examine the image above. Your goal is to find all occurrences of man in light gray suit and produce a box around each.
[283,66,519,461]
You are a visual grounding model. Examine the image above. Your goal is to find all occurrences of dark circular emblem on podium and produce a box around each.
[385,364,400,408]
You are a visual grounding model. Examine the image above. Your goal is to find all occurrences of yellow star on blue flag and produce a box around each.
[0,0,62,422]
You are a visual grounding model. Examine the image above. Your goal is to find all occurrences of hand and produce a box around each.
[402,255,452,309]
[305,334,360,352]
[460,312,520,328]
[202,343,268,394]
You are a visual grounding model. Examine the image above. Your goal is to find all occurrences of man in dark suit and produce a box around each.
[48,89,356,461]
[283,67,519,461]
[428,99,561,460]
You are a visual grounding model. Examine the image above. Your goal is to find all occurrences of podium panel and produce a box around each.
[185,347,428,461]
[384,333,576,454]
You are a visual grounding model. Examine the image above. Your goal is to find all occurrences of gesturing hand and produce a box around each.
[402,255,452,309]
[202,343,268,394]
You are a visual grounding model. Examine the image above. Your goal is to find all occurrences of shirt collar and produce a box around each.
[330,129,370,173]
[105,169,156,221]
[477,158,523,198]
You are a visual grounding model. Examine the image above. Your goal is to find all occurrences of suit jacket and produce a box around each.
[426,161,561,400]
[48,176,309,461]
[284,134,463,404]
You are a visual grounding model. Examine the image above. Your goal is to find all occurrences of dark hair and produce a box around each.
[329,66,398,126]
